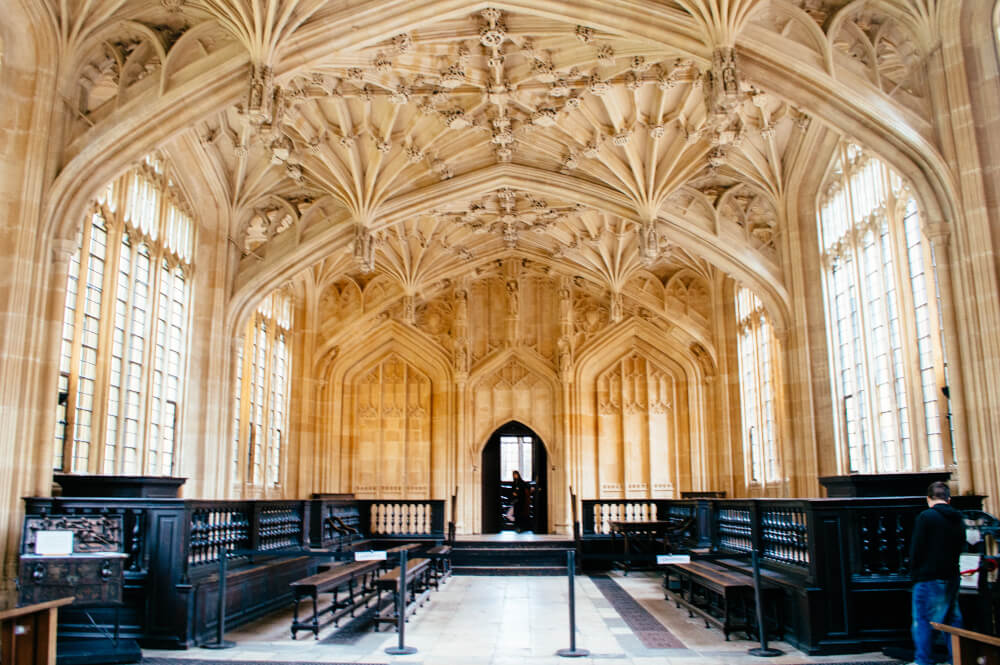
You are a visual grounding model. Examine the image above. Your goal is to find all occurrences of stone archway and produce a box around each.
[480,421,549,534]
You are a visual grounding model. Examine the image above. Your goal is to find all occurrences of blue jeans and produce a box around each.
[912,579,962,665]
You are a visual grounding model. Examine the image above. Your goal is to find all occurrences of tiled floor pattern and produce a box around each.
[588,574,684,648]
[142,572,901,665]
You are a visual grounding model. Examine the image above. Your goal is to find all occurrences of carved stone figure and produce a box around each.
[505,280,519,316]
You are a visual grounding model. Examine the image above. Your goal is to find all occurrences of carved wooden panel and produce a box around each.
[351,354,432,499]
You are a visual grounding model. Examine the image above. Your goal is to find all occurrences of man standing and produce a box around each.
[908,481,965,665]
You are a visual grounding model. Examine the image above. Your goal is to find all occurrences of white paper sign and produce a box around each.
[355,550,387,561]
[657,554,691,565]
[959,553,980,589]
[35,530,74,556]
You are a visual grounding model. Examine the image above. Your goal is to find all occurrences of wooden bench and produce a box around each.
[289,560,380,639]
[665,560,781,641]
[379,543,422,571]
[373,557,432,631]
[426,545,452,587]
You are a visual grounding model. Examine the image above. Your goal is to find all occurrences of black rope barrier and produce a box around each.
[201,547,236,649]
[385,548,418,655]
[556,549,589,658]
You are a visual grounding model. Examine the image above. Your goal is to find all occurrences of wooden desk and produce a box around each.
[931,622,1000,665]
[0,594,73,665]
[609,520,673,574]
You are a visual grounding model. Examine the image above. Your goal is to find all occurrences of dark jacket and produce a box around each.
[909,502,965,582]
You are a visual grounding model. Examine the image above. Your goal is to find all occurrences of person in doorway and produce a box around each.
[908,481,965,665]
[510,470,533,533]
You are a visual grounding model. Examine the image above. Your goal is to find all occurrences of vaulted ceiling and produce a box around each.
[37,0,944,335]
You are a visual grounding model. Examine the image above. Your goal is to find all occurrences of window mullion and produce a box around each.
[109,230,135,476]
[239,329,251,490]
[922,239,952,466]
[888,197,923,471]
[141,250,165,476]
[751,323,764,486]
[838,159,873,474]
[262,322,277,495]
[63,220,93,471]
[849,228,879,474]
[87,218,117,475]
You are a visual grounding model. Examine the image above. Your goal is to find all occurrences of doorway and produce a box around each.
[481,421,548,534]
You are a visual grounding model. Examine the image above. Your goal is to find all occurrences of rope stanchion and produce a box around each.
[747,549,782,657]
[556,549,589,658]
[201,547,236,649]
[385,549,418,655]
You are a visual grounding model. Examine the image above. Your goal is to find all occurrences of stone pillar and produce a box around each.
[225,334,244,497]
[926,223,973,493]
[31,238,79,495]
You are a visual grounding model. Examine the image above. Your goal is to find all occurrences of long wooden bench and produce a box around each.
[665,560,781,641]
[373,557,432,631]
[289,560,380,639]
[377,543,421,570]
[426,545,452,588]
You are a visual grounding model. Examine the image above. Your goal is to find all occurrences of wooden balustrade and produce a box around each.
[23,492,983,656]
[576,494,984,655]
[358,500,445,537]
[581,500,675,535]
[21,494,446,649]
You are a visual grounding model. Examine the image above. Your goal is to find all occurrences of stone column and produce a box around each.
[225,334,244,497]
[926,223,973,492]
[701,374,718,493]
[31,238,79,496]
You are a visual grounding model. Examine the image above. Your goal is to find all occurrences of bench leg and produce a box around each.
[347,578,357,618]
[312,594,320,639]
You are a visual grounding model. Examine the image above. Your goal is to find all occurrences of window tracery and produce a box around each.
[230,290,292,494]
[735,288,780,485]
[818,143,952,474]
[56,156,193,476]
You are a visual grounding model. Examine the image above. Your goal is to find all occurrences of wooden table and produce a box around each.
[0,594,73,665]
[609,520,673,574]
[931,622,1000,665]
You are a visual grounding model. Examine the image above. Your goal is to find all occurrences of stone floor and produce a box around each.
[142,572,899,665]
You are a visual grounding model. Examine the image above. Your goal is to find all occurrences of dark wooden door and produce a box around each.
[481,421,547,533]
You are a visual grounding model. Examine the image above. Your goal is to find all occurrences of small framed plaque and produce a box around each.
[34,530,74,556]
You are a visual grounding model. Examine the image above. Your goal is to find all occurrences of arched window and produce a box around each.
[56,155,194,475]
[231,290,292,494]
[818,143,952,474]
[735,287,780,485]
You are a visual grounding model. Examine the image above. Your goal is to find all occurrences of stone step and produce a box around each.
[451,540,575,549]
[452,565,567,576]
[451,545,573,568]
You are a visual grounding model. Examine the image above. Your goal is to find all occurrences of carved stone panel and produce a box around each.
[595,352,675,499]
[351,354,432,498]
[472,357,554,451]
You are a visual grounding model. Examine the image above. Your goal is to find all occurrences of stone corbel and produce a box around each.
[638,218,659,266]
[703,46,742,118]
[352,223,376,273]
[925,221,951,251]
[51,237,79,265]
[772,325,790,347]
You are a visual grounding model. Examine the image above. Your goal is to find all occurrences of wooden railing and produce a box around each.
[22,493,446,649]
[358,500,445,537]
[575,494,984,654]
[581,500,676,535]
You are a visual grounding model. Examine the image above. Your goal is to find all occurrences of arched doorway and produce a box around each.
[481,421,548,534]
